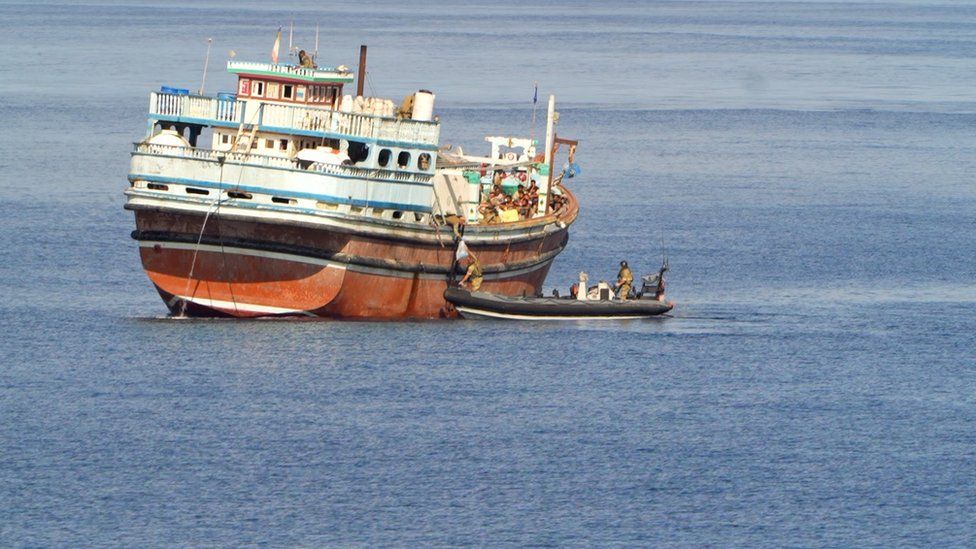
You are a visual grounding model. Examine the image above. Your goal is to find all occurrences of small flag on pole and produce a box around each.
[271,28,282,63]
[533,83,538,104]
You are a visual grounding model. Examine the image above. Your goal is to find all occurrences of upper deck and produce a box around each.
[227,60,354,84]
[148,90,440,149]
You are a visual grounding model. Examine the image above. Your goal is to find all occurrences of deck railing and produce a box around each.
[226,60,350,80]
[150,92,241,123]
[133,142,433,184]
[148,92,440,147]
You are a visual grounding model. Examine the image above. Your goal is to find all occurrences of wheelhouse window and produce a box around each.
[418,153,431,171]
[252,81,265,97]
[266,82,279,99]
[308,85,339,106]
[378,149,392,167]
[279,139,288,151]
[282,84,294,99]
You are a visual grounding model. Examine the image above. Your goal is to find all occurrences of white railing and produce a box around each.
[133,142,433,184]
[227,60,350,81]
[260,102,440,146]
[149,92,440,147]
[150,92,240,123]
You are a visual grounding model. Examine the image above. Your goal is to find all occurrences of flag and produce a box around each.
[533,83,538,104]
[455,239,469,261]
[271,28,282,63]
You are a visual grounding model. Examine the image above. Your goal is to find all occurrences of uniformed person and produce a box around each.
[460,255,484,291]
[615,260,634,300]
[298,50,316,68]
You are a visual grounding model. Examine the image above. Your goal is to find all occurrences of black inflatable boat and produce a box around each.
[444,287,673,320]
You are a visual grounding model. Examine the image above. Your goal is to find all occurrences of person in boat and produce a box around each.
[459,255,484,291]
[527,180,540,211]
[615,260,634,300]
[492,170,504,187]
[444,214,464,240]
[655,272,666,301]
[479,202,498,224]
[513,183,524,201]
[514,184,530,217]
[298,50,316,69]
[489,184,506,208]
[549,191,567,212]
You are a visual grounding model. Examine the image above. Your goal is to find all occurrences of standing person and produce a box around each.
[615,260,634,300]
[459,254,484,291]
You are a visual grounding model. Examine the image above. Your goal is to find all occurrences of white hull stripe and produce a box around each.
[172,294,316,316]
[455,306,652,321]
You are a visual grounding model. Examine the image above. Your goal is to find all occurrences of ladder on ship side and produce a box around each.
[233,121,260,153]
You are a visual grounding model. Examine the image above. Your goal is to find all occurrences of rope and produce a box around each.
[176,106,260,317]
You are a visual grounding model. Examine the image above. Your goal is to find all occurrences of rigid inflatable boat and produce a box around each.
[443,288,673,320]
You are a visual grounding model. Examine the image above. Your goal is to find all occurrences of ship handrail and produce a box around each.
[227,60,348,80]
[132,141,433,183]
[148,92,440,147]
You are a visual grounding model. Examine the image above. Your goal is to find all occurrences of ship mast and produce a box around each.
[538,94,556,215]
[357,45,368,97]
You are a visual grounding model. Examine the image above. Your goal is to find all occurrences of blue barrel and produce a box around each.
[216,92,237,101]
[160,86,190,95]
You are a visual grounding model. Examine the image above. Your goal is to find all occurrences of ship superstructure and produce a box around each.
[124,46,579,318]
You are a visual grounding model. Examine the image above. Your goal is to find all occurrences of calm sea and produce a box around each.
[1,0,975,545]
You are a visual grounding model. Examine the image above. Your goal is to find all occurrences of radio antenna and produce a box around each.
[314,24,319,58]
[198,37,213,95]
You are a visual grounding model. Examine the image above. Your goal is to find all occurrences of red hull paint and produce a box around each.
[141,244,553,319]
[131,195,576,318]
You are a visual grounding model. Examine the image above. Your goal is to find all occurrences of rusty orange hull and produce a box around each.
[130,199,576,319]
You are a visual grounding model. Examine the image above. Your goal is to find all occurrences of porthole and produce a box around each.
[347,141,370,163]
[418,153,431,171]
[397,151,411,168]
[378,149,392,167]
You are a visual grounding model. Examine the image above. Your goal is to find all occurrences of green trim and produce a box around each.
[228,67,353,84]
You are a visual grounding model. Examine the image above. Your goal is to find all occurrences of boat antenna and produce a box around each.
[314,24,319,59]
[288,19,294,55]
[530,81,539,149]
[198,37,213,96]
[660,233,669,271]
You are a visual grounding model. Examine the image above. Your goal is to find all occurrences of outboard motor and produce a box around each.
[639,260,668,301]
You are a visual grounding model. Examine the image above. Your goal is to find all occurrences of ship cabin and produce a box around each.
[133,55,571,227]
[148,60,437,171]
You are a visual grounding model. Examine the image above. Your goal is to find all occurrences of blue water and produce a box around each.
[2,0,975,545]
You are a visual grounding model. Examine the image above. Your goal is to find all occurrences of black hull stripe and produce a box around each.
[133,230,566,276]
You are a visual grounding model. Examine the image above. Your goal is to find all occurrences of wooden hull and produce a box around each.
[128,196,577,319]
